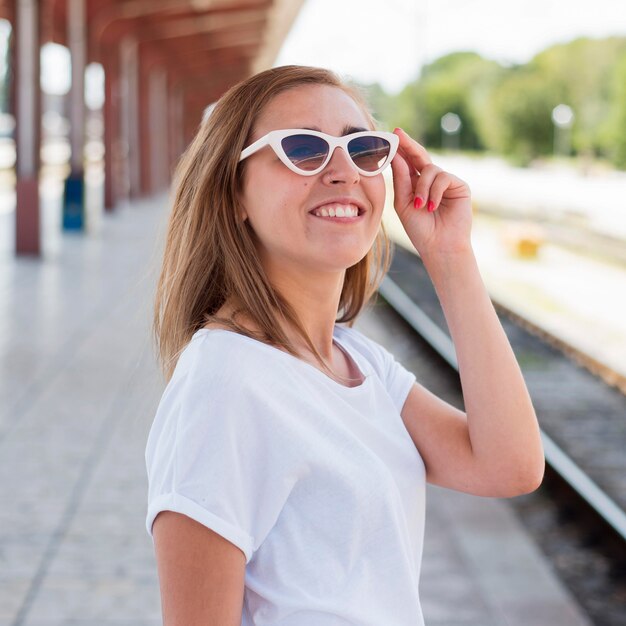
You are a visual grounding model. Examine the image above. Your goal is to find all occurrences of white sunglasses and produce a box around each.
[238,128,399,177]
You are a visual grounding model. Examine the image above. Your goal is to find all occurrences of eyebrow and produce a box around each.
[302,124,369,136]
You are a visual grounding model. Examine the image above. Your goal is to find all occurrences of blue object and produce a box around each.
[62,175,85,230]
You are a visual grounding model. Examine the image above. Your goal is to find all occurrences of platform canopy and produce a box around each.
[44,0,302,118]
[5,0,304,255]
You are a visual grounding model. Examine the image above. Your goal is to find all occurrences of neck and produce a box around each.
[269,272,345,361]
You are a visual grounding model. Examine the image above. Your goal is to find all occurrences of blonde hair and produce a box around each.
[152,65,393,383]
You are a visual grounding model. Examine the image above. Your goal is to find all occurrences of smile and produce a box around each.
[309,203,364,222]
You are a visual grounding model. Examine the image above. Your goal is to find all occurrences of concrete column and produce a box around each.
[62,0,86,229]
[15,0,41,256]
[168,86,184,171]
[138,47,150,195]
[184,96,201,149]
[148,67,169,192]
[103,52,121,211]
[120,36,140,200]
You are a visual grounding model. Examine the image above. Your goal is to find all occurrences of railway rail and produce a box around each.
[378,243,626,570]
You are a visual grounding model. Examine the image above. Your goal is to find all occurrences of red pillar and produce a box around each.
[67,0,85,180]
[168,83,184,175]
[15,0,41,256]
[103,51,120,211]
[138,44,150,195]
[61,0,87,231]
[119,36,140,200]
[148,67,169,193]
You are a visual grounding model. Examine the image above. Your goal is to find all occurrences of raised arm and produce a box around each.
[390,126,545,497]
[400,248,545,497]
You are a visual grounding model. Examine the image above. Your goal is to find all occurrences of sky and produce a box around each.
[274,0,626,95]
[1,1,625,99]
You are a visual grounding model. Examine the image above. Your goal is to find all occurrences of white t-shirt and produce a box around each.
[145,323,426,626]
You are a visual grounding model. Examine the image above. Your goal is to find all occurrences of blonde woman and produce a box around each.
[145,65,544,625]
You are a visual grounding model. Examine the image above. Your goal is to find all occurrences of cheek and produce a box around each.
[243,171,310,223]
[368,178,387,213]
[242,185,296,236]
[240,172,273,221]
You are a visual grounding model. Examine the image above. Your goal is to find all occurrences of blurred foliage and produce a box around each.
[0,23,10,113]
[359,36,626,169]
[608,52,626,168]
[486,67,563,165]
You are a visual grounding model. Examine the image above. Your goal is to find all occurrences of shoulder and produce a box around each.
[151,330,283,446]
[169,328,311,411]
[174,329,271,390]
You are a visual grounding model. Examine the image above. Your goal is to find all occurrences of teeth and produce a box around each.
[312,203,360,218]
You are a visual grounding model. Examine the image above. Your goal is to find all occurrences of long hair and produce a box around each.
[152,65,393,383]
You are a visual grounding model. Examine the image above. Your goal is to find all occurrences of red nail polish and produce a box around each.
[427,200,435,212]
[414,196,423,209]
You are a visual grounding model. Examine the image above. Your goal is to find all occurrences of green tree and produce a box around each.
[486,67,565,164]
[529,36,626,158]
[368,36,626,168]
[605,52,626,168]
[356,81,397,131]
[390,51,502,151]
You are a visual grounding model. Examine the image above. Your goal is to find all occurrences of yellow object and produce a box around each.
[500,222,544,259]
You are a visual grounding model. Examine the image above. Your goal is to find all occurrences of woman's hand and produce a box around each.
[389,127,473,260]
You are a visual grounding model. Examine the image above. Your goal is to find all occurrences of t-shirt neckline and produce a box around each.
[192,325,371,392]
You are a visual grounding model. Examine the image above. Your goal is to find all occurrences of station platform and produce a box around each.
[0,192,592,624]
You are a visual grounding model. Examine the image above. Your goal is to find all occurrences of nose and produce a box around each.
[321,145,360,184]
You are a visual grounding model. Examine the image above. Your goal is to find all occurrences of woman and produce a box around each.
[145,64,545,625]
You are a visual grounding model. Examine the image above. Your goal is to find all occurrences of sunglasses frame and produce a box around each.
[238,128,399,177]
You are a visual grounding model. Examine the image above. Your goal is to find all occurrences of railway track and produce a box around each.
[377,243,626,622]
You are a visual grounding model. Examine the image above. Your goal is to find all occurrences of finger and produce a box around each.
[413,163,443,210]
[392,148,420,189]
[394,127,432,172]
[425,170,454,212]
[392,148,419,190]
[390,151,415,209]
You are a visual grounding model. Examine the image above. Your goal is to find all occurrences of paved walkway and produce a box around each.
[0,191,592,625]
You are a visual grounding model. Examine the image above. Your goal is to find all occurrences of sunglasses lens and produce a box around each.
[281,134,330,171]
[348,136,391,172]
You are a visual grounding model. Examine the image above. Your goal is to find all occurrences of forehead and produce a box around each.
[253,84,371,139]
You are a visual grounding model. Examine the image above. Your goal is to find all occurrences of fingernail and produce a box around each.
[414,196,423,209]
[427,200,435,212]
